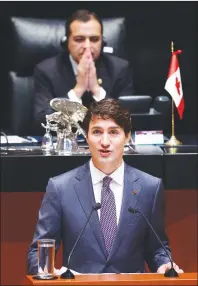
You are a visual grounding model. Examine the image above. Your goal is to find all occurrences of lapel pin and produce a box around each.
[132,189,137,195]
[98,78,102,85]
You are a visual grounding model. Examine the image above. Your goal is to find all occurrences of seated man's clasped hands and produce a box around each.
[74,48,101,100]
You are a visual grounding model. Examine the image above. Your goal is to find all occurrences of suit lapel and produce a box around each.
[107,164,142,260]
[58,52,76,95]
[73,162,108,258]
[95,55,111,96]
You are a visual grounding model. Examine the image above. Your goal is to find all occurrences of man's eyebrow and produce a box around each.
[91,126,120,129]
[73,35,101,38]
[91,126,103,129]
[73,35,85,38]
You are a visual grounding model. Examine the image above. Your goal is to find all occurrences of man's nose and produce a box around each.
[101,134,110,146]
[84,39,91,48]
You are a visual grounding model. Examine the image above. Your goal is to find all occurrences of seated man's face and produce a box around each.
[68,19,102,63]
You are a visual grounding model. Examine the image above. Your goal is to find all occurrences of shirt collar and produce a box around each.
[90,159,124,186]
[69,54,78,76]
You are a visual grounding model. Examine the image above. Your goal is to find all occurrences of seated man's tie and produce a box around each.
[82,91,94,108]
[100,176,117,254]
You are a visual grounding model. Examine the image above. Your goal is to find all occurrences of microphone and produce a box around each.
[128,207,178,277]
[61,203,101,279]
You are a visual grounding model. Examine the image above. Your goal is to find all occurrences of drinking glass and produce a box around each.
[37,239,55,279]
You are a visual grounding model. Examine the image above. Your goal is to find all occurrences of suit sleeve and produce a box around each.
[27,178,62,274]
[111,61,135,97]
[144,179,171,272]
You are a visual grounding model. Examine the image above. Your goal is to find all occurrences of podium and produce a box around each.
[26,273,197,285]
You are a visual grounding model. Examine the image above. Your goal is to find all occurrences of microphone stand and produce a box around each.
[61,203,101,279]
[128,207,178,277]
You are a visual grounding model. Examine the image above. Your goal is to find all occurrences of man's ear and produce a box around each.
[125,133,131,144]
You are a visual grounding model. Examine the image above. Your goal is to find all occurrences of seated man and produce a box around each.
[28,99,183,275]
[33,9,134,134]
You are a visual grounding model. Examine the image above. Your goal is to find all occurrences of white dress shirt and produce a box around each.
[89,160,124,225]
[67,55,106,104]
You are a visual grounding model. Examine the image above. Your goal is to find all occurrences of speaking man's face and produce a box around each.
[68,19,102,63]
[86,117,130,175]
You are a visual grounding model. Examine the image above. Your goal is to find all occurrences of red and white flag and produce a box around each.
[165,50,184,119]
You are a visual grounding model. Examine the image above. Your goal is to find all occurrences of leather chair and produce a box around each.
[7,17,170,135]
[119,95,171,131]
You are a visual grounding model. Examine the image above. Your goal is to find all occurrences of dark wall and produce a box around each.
[0,1,197,134]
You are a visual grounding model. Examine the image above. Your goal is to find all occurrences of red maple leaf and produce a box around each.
[175,77,181,95]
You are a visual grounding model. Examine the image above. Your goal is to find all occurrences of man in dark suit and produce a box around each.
[28,99,183,275]
[33,9,134,134]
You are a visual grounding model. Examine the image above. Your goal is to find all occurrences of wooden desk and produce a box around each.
[26,273,197,285]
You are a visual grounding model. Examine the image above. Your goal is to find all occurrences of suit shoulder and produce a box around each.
[49,162,88,187]
[34,53,63,72]
[102,53,130,67]
[51,165,81,182]
[127,164,161,185]
[139,170,161,185]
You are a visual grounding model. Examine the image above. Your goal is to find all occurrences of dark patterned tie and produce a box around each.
[100,176,117,254]
[82,91,94,108]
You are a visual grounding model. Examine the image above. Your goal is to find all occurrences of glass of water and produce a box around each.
[37,239,55,279]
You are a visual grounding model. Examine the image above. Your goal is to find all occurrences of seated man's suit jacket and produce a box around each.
[27,161,171,274]
[33,52,134,134]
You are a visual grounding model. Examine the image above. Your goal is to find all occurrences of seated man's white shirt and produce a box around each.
[67,55,106,104]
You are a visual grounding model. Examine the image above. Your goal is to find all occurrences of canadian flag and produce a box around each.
[165,50,184,119]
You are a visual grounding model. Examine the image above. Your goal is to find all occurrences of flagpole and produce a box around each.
[165,41,182,146]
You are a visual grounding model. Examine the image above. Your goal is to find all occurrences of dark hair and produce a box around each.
[82,99,132,136]
[65,9,103,38]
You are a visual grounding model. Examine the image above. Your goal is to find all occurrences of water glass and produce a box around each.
[37,239,55,279]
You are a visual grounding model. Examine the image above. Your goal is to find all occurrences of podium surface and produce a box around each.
[26,273,197,285]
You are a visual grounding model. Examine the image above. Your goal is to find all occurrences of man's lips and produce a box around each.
[99,149,112,157]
